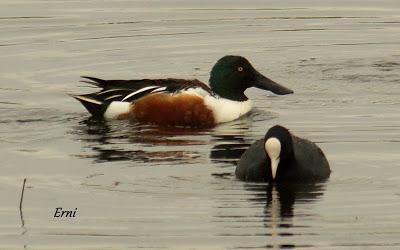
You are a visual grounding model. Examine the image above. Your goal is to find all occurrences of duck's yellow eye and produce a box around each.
[237,66,243,72]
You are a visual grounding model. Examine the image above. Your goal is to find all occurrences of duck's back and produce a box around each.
[292,135,331,180]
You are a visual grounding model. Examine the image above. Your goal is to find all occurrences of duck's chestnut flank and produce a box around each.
[128,93,215,128]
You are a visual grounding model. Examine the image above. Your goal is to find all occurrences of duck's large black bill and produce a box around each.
[252,71,293,95]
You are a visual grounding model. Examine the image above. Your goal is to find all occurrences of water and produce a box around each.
[1,0,400,249]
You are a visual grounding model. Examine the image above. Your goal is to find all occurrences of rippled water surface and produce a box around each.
[1,0,400,249]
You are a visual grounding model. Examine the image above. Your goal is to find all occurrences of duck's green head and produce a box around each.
[209,55,293,101]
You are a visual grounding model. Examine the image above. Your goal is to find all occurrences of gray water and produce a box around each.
[1,0,400,249]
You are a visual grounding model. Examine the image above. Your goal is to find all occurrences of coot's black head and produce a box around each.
[264,125,294,180]
[209,55,293,101]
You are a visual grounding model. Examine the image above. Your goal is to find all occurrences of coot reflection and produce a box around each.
[244,182,327,248]
[245,182,326,219]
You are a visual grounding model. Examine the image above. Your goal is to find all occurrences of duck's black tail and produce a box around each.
[71,94,106,117]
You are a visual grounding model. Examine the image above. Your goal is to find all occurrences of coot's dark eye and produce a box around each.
[237,66,243,72]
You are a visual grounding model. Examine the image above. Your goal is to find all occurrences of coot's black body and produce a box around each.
[235,125,331,182]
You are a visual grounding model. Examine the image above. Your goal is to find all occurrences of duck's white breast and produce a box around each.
[204,96,252,123]
[183,88,252,123]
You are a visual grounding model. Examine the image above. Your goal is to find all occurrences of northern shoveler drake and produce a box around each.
[236,125,331,182]
[72,55,293,128]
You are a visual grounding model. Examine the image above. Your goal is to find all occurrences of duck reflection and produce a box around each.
[208,122,252,180]
[209,109,275,166]
[72,117,210,164]
[72,109,272,165]
[209,134,250,165]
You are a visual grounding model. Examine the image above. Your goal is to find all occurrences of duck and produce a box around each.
[236,125,331,182]
[72,55,293,128]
